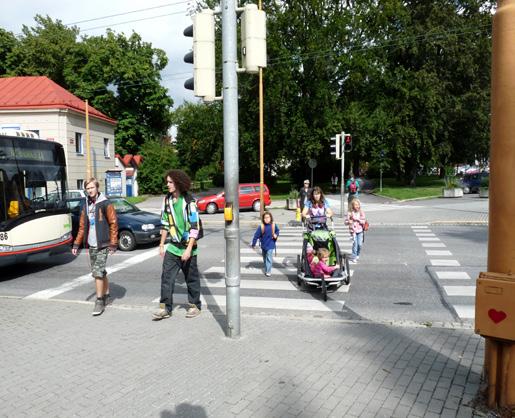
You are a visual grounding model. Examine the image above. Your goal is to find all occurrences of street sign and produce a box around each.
[308,159,317,168]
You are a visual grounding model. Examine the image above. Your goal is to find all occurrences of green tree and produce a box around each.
[138,139,179,194]
[0,28,17,76]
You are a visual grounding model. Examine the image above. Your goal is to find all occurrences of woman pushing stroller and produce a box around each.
[301,186,334,228]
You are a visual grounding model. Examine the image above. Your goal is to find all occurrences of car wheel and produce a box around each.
[118,230,136,251]
[206,203,218,214]
[463,186,470,194]
[252,200,261,212]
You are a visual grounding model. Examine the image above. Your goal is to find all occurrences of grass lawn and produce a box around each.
[126,196,147,205]
[371,176,445,200]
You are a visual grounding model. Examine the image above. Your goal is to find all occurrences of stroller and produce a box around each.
[296,216,351,301]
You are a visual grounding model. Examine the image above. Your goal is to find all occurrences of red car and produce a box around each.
[196,183,272,214]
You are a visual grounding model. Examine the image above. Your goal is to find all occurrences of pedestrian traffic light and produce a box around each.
[184,9,216,101]
[343,133,352,152]
[330,134,341,159]
[240,3,267,74]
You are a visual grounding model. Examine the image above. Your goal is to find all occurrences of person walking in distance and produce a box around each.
[346,175,360,204]
[298,179,311,212]
[72,178,118,316]
[331,173,338,193]
[251,211,280,277]
[153,169,202,320]
[346,198,366,263]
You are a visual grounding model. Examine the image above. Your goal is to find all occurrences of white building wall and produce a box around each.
[0,108,118,194]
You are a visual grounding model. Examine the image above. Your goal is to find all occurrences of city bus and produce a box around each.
[0,130,72,267]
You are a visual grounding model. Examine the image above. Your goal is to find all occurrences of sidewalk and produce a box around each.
[0,297,486,417]
[136,192,488,228]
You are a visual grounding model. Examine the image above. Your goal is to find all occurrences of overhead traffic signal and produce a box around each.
[330,134,341,159]
[184,9,216,101]
[343,133,352,152]
[240,4,267,73]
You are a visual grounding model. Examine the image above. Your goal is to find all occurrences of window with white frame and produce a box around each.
[104,138,110,158]
[77,179,84,190]
[75,132,84,154]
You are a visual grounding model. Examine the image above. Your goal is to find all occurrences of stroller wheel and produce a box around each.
[321,279,328,302]
[343,254,351,285]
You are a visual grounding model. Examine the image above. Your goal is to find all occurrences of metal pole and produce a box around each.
[222,0,240,338]
[85,100,91,178]
[483,0,515,407]
[380,165,383,192]
[258,2,264,217]
[340,133,345,218]
[310,167,313,186]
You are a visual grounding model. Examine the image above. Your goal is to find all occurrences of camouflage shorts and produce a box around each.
[89,247,109,278]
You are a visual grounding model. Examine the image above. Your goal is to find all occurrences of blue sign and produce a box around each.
[106,171,123,196]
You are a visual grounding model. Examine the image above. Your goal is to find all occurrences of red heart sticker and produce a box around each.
[488,309,507,324]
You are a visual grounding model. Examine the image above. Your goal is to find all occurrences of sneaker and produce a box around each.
[92,298,105,316]
[355,256,360,261]
[152,308,171,320]
[349,259,358,264]
[185,304,201,318]
[265,272,271,277]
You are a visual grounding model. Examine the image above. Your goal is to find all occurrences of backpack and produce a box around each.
[349,180,357,193]
[261,222,277,240]
[164,193,204,240]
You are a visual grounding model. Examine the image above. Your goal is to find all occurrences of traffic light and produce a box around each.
[240,4,267,74]
[330,134,341,159]
[184,9,216,101]
[343,133,352,152]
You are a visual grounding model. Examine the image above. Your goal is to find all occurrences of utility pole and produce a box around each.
[222,0,241,338]
[475,0,515,409]
[84,100,91,179]
[340,135,345,218]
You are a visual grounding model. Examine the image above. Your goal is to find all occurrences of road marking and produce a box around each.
[205,266,296,275]
[422,243,446,247]
[430,259,460,266]
[425,250,452,256]
[444,286,475,297]
[152,293,346,312]
[436,271,471,280]
[418,237,441,241]
[25,248,159,300]
[453,304,475,319]
[416,233,436,237]
[411,225,428,229]
[152,278,350,293]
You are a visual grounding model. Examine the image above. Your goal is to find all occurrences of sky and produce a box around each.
[0,0,199,107]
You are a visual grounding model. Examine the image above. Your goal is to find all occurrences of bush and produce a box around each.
[480,175,489,188]
[288,188,299,199]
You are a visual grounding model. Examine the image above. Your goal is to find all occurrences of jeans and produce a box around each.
[262,249,274,274]
[352,232,363,259]
[160,251,201,313]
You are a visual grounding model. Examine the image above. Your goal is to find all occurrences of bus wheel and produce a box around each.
[118,230,136,251]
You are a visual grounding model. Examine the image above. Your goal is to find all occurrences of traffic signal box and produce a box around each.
[343,134,352,152]
[475,272,515,341]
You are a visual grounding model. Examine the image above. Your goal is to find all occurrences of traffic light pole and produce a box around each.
[340,146,345,218]
[222,0,241,338]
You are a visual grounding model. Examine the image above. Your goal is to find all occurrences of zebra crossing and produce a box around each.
[157,224,355,315]
[412,225,477,321]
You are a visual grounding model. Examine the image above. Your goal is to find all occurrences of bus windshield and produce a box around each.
[0,135,67,229]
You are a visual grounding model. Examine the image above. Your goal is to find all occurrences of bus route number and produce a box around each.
[0,232,8,241]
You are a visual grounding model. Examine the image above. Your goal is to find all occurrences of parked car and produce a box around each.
[69,197,161,251]
[196,183,272,214]
[460,171,489,194]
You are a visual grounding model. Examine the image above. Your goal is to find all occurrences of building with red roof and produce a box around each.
[0,76,122,193]
[115,153,143,197]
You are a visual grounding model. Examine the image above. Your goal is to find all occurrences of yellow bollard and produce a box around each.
[295,208,301,222]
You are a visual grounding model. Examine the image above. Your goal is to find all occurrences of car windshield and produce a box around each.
[111,199,138,214]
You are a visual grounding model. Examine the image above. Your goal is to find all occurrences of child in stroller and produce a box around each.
[311,247,340,278]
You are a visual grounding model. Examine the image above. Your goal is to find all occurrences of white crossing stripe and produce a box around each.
[25,248,159,300]
[416,233,436,237]
[152,294,346,312]
[453,305,475,319]
[241,248,299,254]
[436,271,471,280]
[411,225,428,228]
[422,243,446,248]
[431,259,460,267]
[152,278,350,293]
[425,250,453,256]
[418,237,441,241]
[206,266,296,275]
[444,286,476,297]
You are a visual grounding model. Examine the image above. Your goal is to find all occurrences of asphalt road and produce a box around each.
[0,223,487,326]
